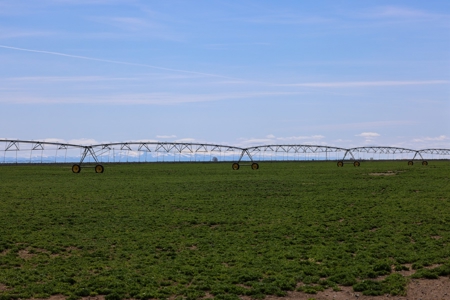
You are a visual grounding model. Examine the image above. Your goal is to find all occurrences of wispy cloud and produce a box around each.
[0,28,55,39]
[237,134,326,147]
[3,46,447,90]
[203,42,270,50]
[46,0,127,5]
[2,73,212,86]
[0,2,39,16]
[5,76,141,83]
[350,6,450,29]
[413,135,449,143]
[279,121,416,133]
[86,15,183,41]
[41,137,101,145]
[397,135,450,149]
[237,13,333,25]
[0,91,303,105]
[0,45,232,79]
[365,6,445,20]
[91,16,161,31]
[278,80,449,88]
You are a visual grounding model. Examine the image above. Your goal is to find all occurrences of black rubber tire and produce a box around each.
[408,161,414,166]
[353,161,360,167]
[232,163,240,170]
[337,161,344,167]
[422,161,428,166]
[95,164,104,173]
[251,163,259,170]
[72,164,81,173]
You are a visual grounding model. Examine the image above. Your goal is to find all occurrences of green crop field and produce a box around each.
[0,161,449,300]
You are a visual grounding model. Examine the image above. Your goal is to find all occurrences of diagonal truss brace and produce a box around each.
[237,149,254,162]
[341,149,356,161]
[79,147,99,164]
[411,151,424,160]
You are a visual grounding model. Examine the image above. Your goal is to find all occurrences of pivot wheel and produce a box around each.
[353,161,360,167]
[72,164,81,173]
[232,163,240,170]
[422,161,428,166]
[251,162,259,170]
[408,161,414,166]
[337,161,344,167]
[95,164,104,173]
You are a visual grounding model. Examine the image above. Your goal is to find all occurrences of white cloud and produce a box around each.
[281,121,415,133]
[237,135,326,148]
[156,135,177,139]
[238,138,274,147]
[355,132,381,145]
[0,137,19,140]
[128,139,159,143]
[122,150,140,157]
[330,139,354,148]
[424,135,448,141]
[67,138,100,145]
[19,138,104,146]
[356,132,380,138]
[174,138,198,143]
[41,138,68,144]
[276,135,325,142]
[412,135,449,143]
[390,135,450,150]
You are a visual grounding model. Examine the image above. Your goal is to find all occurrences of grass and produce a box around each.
[0,161,449,299]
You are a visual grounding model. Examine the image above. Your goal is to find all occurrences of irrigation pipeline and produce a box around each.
[0,140,449,171]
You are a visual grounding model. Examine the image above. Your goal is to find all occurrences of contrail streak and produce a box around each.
[1,45,447,89]
[0,44,232,79]
[0,46,333,96]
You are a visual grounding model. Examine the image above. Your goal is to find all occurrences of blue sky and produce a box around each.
[0,0,449,149]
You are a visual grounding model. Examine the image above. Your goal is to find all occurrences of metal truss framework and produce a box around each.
[1,140,449,165]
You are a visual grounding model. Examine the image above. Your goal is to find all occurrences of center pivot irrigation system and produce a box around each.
[1,140,449,172]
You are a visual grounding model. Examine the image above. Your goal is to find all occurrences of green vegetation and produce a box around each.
[0,161,449,299]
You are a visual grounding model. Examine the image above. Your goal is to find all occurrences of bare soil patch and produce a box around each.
[396,264,415,277]
[368,171,397,176]
[18,248,52,260]
[18,250,36,260]
[257,277,450,300]
[0,249,10,256]
[31,296,105,300]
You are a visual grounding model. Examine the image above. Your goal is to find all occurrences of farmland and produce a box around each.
[0,161,449,300]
